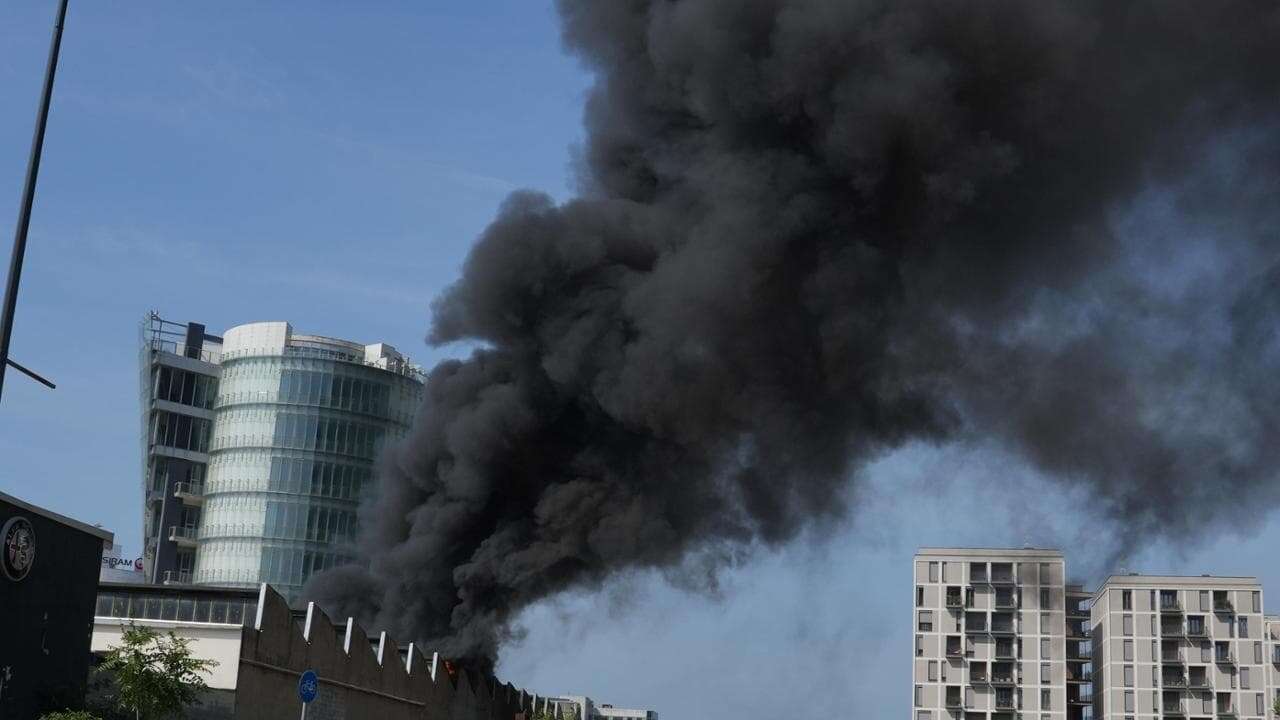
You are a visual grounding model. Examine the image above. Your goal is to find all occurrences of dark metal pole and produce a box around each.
[0,0,70,404]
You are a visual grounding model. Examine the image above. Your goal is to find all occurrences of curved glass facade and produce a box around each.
[193,326,423,600]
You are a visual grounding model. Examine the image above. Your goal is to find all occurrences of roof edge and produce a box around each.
[0,490,114,543]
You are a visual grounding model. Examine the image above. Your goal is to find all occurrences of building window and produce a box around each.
[917,712,931,720]
[916,635,923,656]
[1238,616,1248,638]
[914,686,922,706]
[1040,637,1049,659]
[1255,641,1263,664]
[1257,693,1265,716]
[1122,614,1133,636]
[928,661,938,681]
[1123,665,1134,687]
[1253,591,1261,613]
[1124,691,1134,713]
[1041,689,1050,709]
[1040,612,1049,633]
[1040,587,1050,609]
[1122,590,1132,610]
[1241,667,1250,689]
[917,586,924,607]
[919,611,933,632]
[1040,663,1049,683]
[1200,590,1210,612]
[1123,640,1133,661]
[1149,615,1156,636]
[929,562,939,583]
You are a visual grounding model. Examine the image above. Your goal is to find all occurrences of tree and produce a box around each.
[97,624,217,720]
[38,712,101,720]
[1272,695,1280,718]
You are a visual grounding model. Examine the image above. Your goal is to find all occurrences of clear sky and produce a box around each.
[2,3,1278,719]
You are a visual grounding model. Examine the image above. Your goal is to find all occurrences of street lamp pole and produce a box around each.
[0,0,70,404]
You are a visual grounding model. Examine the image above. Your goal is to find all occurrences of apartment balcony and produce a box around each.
[969,673,990,685]
[146,487,165,504]
[1186,673,1210,690]
[990,570,1015,585]
[994,594,1018,610]
[1213,601,1234,614]
[1066,625,1090,639]
[946,592,964,609]
[1163,701,1185,716]
[168,525,198,548]
[1213,654,1235,666]
[993,645,1016,659]
[1160,596,1183,613]
[1161,673,1187,688]
[945,637,964,658]
[1161,623,1185,637]
[1161,652,1183,664]
[1066,669,1092,684]
[990,614,1016,635]
[945,691,963,709]
[990,675,1016,686]
[1216,705,1236,717]
[994,694,1016,710]
[1187,624,1208,638]
[162,569,192,585]
[971,569,989,584]
[1067,647,1092,661]
[173,481,205,506]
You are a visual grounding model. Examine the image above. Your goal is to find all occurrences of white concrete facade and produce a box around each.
[1093,575,1268,720]
[912,548,1069,720]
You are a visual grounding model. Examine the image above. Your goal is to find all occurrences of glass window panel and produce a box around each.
[209,601,227,624]
[177,598,195,622]
[161,597,178,621]
[96,593,115,616]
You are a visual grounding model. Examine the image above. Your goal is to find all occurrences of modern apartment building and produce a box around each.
[1093,575,1268,719]
[912,548,1070,720]
[914,548,1280,720]
[140,313,425,599]
[140,313,222,585]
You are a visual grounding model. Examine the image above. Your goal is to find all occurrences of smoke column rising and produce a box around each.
[308,0,1280,667]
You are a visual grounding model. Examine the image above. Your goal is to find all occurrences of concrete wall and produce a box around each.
[232,586,562,720]
[91,617,244,690]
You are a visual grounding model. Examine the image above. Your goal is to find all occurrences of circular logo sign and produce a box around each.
[1,516,36,582]
[298,669,318,703]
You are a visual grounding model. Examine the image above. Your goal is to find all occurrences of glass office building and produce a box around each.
[192,322,424,600]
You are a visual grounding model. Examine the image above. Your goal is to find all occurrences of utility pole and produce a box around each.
[0,0,69,404]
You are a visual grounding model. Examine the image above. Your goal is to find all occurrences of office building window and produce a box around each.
[1200,590,1210,612]
[1123,614,1133,636]
[916,635,924,656]
[1123,665,1134,687]
[1041,663,1049,683]
[1257,693,1265,716]
[1041,689,1050,710]
[1123,640,1133,661]
[917,586,924,606]
[1254,641,1262,664]
[1239,616,1248,638]
[1041,637,1050,659]
[1253,591,1261,613]
[914,686,922,706]
[1241,667,1249,689]
[1124,691,1134,713]
[1122,590,1132,610]
[917,712,931,720]
[919,611,933,632]
[929,562,938,582]
[1040,562,1050,583]
[1149,615,1156,635]
[1040,612,1049,633]
[928,661,938,681]
[1040,588,1050,609]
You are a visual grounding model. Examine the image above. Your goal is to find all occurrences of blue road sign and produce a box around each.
[298,670,318,704]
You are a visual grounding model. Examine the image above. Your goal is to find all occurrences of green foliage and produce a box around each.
[1272,695,1280,717]
[38,712,102,720]
[97,624,218,720]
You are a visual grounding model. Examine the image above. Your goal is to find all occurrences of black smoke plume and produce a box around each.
[308,0,1280,666]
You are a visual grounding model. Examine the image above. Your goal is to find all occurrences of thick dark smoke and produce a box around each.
[308,0,1280,666]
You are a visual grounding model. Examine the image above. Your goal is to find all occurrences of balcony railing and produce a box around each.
[990,675,1015,685]
[994,695,1016,709]
[1066,670,1092,683]
[1162,674,1187,687]
[1161,624,1185,637]
[946,646,964,657]
[946,595,964,608]
[994,645,1015,659]
[1160,596,1183,613]
[990,571,1015,584]
[1163,701,1184,715]
[1214,600,1234,613]
[995,595,1018,609]
[1214,653,1235,665]
[1187,675,1210,689]
[167,525,198,545]
[162,569,192,585]
[1161,651,1183,664]
[1187,624,1207,637]
[945,694,963,708]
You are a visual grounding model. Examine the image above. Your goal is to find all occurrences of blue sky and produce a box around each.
[2,3,1279,718]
